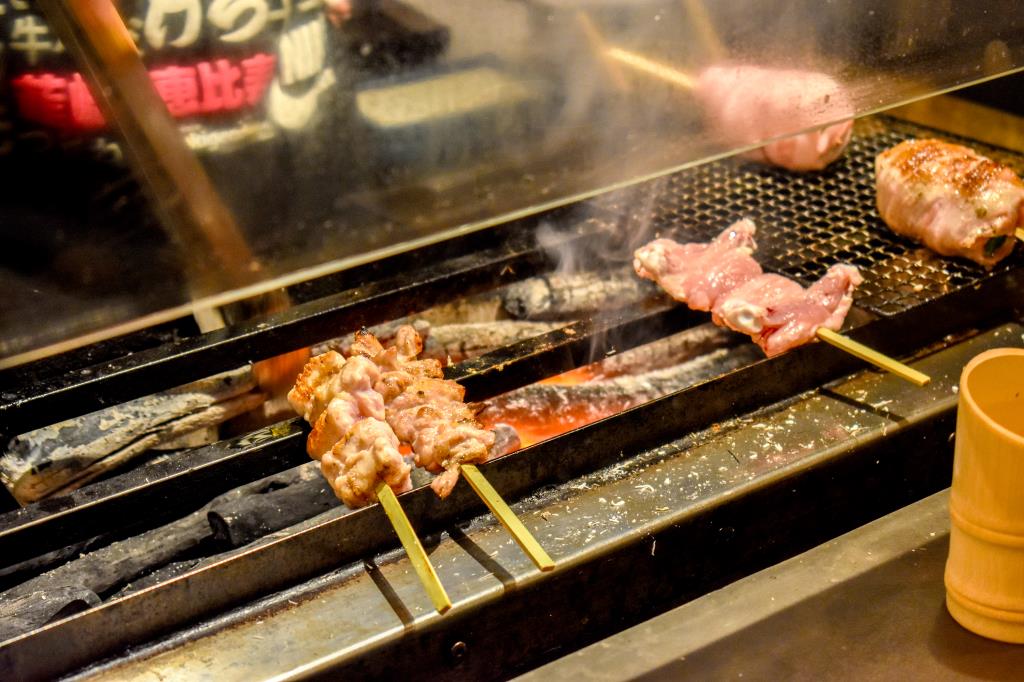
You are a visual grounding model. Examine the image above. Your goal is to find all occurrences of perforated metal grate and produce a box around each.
[589,116,1024,316]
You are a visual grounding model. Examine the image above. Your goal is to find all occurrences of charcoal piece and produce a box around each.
[422,321,563,362]
[0,461,330,640]
[1,367,264,505]
[596,324,742,377]
[0,586,100,643]
[501,266,659,320]
[481,346,761,424]
[490,423,522,458]
[0,507,211,642]
[0,536,96,591]
[208,464,337,548]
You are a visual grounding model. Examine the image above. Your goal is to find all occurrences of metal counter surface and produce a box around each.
[522,489,1024,681]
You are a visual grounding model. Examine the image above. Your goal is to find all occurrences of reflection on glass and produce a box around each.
[2,0,1024,366]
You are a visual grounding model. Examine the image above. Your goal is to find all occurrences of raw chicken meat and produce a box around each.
[713,265,863,356]
[876,138,1023,267]
[633,218,761,310]
[634,222,863,356]
[696,65,854,171]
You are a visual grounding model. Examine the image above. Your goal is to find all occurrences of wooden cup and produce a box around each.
[946,348,1024,642]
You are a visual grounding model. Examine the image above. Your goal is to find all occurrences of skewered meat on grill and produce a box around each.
[633,218,760,311]
[351,326,498,498]
[875,138,1023,267]
[696,65,854,172]
[288,351,411,508]
[713,265,863,357]
[634,221,862,356]
[320,417,410,509]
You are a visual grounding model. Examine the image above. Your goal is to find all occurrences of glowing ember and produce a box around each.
[480,364,613,448]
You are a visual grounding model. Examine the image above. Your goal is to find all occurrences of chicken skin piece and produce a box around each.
[633,219,761,311]
[287,350,347,423]
[713,264,863,356]
[696,65,854,172]
[876,138,1023,267]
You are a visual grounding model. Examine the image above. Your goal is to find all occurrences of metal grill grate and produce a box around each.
[591,116,1024,316]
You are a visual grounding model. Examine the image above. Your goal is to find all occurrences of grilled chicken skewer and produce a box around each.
[695,65,853,172]
[876,138,1024,267]
[288,352,412,507]
[349,327,496,499]
[634,221,929,384]
[351,326,554,571]
[288,351,451,611]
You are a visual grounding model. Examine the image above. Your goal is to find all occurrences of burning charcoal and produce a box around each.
[422,321,563,362]
[0,368,265,505]
[481,346,761,425]
[501,266,660,320]
[596,324,742,378]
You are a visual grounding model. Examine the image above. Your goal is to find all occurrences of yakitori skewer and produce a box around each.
[605,47,697,90]
[350,326,557,572]
[288,352,452,613]
[634,219,932,386]
[604,44,853,171]
[461,464,555,572]
[815,328,930,387]
[375,482,452,613]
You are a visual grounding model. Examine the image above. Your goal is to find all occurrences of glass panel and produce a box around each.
[2,0,1024,366]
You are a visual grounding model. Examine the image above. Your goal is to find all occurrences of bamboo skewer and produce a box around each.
[461,464,555,572]
[605,47,697,91]
[815,328,930,386]
[375,483,452,614]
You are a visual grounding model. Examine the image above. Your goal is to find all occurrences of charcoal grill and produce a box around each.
[2,116,1023,680]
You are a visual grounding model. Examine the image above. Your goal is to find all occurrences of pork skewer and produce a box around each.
[288,351,452,612]
[351,327,555,572]
[634,221,930,385]
[876,138,1024,267]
